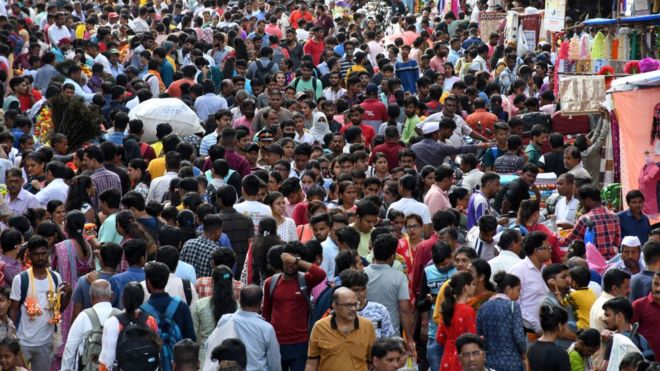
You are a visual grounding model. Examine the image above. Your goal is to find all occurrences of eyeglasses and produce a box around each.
[459,351,483,359]
[536,245,551,251]
[335,301,360,309]
[406,224,421,230]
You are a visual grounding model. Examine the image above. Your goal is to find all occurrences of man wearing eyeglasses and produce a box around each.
[456,333,496,371]
[507,231,552,340]
[306,287,376,371]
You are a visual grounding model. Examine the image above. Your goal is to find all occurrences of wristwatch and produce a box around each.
[295,257,301,264]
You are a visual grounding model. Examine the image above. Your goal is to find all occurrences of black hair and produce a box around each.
[0,337,21,355]
[602,297,633,323]
[0,228,22,253]
[441,271,474,327]
[539,304,568,332]
[335,249,359,276]
[372,234,398,261]
[371,338,404,359]
[99,242,123,270]
[336,227,360,251]
[455,333,484,354]
[523,231,547,256]
[576,328,601,348]
[173,339,200,369]
[432,241,452,265]
[493,271,521,293]
[211,265,237,322]
[498,229,521,251]
[602,268,631,294]
[155,245,179,272]
[643,241,660,266]
[339,268,369,288]
[432,210,456,232]
[145,261,170,290]
[569,266,591,288]
[122,237,147,266]
[211,339,247,369]
[122,281,146,313]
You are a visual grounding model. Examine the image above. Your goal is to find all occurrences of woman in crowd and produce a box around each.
[437,271,477,371]
[476,272,526,371]
[23,151,47,194]
[243,217,283,286]
[191,265,238,363]
[334,180,358,214]
[47,200,66,228]
[64,175,96,223]
[52,210,94,364]
[115,210,157,257]
[128,158,151,200]
[467,258,496,309]
[527,305,572,371]
[264,192,297,243]
[514,199,562,263]
[296,201,327,243]
[419,165,436,200]
[99,282,159,371]
[368,153,391,181]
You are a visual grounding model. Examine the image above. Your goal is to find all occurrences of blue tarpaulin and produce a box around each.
[582,14,660,26]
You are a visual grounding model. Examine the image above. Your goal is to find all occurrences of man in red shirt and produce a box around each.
[360,83,388,134]
[303,26,325,66]
[370,126,403,171]
[289,3,313,29]
[465,98,498,139]
[165,64,197,98]
[262,242,326,371]
[632,269,660,358]
[340,105,376,147]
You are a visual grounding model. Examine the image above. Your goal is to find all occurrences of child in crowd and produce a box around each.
[567,328,600,371]
[0,337,27,371]
[567,266,597,330]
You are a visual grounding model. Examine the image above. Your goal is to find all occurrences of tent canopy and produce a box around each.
[582,13,660,26]
[609,70,660,92]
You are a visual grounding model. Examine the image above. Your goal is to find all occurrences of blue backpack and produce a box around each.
[140,298,183,371]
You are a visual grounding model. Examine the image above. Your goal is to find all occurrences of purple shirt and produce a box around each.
[90,167,122,210]
[225,149,252,178]
[0,255,23,288]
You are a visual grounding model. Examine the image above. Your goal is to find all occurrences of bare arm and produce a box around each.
[305,358,319,371]
[399,300,416,352]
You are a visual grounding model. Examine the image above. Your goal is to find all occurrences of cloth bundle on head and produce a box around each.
[310,111,330,144]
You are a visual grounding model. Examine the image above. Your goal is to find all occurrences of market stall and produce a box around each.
[608,70,660,223]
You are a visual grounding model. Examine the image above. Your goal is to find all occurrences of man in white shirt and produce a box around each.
[469,44,489,72]
[588,268,631,331]
[62,280,118,371]
[459,153,483,194]
[489,229,523,283]
[146,152,181,203]
[564,146,592,183]
[420,95,488,147]
[5,168,40,214]
[234,175,272,234]
[35,162,70,207]
[48,13,71,47]
[387,174,432,237]
[554,173,579,229]
[85,41,111,75]
[141,246,198,306]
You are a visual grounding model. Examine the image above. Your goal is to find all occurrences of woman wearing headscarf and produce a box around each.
[310,111,330,144]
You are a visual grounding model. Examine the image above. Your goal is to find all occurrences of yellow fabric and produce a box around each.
[151,141,164,157]
[568,288,597,330]
[439,91,450,104]
[345,64,367,84]
[75,24,86,40]
[432,279,450,325]
[166,55,177,71]
[147,157,166,179]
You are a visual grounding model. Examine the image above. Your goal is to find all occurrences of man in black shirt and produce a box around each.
[540,132,568,176]
[494,163,541,217]
[215,185,254,279]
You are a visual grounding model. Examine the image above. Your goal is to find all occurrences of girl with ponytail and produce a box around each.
[476,272,526,371]
[437,271,477,371]
[527,304,571,371]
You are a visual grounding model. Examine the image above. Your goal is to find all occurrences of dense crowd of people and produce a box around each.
[0,0,659,370]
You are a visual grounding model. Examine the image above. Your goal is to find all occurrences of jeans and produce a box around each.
[427,338,444,371]
[22,342,52,371]
[280,342,308,371]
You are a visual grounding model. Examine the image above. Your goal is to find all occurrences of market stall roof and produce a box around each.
[609,70,660,92]
[582,13,660,26]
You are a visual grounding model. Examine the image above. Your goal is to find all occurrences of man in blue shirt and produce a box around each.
[153,47,174,87]
[617,190,651,245]
[109,239,147,308]
[395,45,419,94]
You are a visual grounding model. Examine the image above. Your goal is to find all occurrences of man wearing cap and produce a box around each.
[48,12,71,47]
[50,37,72,63]
[411,117,490,169]
[606,236,646,276]
[360,83,388,134]
[262,143,283,170]
[108,49,124,79]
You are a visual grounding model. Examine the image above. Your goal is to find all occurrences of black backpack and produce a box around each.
[254,60,275,82]
[115,311,160,371]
